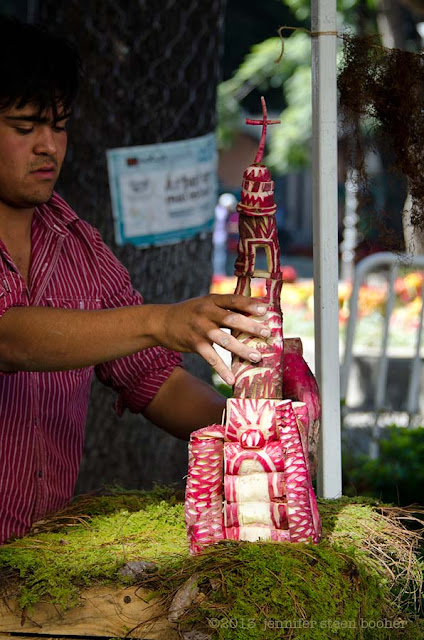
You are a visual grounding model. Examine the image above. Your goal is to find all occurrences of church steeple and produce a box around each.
[232,97,283,399]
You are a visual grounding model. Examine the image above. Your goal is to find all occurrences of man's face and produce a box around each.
[0,102,69,212]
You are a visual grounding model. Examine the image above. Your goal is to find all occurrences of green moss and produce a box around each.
[0,487,187,610]
[169,544,395,639]
[0,491,423,640]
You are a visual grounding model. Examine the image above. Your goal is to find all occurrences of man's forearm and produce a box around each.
[0,304,167,371]
[142,366,227,439]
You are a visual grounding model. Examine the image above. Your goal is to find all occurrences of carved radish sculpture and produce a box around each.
[185,97,321,554]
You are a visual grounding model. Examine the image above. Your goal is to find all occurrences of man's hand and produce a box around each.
[152,294,270,385]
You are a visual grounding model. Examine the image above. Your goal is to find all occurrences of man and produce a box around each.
[0,17,269,543]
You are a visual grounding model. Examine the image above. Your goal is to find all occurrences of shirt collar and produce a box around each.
[34,191,79,235]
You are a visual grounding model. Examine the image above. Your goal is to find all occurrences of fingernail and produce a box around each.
[249,352,261,362]
[261,328,271,338]
[257,306,267,315]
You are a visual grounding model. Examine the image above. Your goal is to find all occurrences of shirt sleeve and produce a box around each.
[89,227,183,415]
[0,272,28,375]
[0,272,28,319]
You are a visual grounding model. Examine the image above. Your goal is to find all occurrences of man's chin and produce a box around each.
[0,184,57,211]
[24,188,55,206]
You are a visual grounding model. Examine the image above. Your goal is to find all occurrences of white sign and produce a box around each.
[106,133,217,247]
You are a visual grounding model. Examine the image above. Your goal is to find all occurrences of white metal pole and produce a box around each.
[311,0,342,497]
[340,168,359,282]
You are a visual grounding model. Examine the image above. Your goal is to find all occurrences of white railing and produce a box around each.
[340,252,424,421]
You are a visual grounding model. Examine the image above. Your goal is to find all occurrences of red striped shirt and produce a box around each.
[0,192,182,543]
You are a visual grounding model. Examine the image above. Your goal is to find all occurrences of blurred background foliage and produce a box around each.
[219,0,422,175]
[343,425,424,505]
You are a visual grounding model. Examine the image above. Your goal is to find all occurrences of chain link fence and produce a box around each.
[36,0,226,492]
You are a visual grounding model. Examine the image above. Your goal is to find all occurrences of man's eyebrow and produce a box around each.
[5,113,72,124]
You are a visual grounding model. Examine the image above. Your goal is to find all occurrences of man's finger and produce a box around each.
[210,293,268,316]
[208,329,263,364]
[221,312,271,339]
[197,342,235,386]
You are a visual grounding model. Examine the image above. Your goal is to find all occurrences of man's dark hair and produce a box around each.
[0,15,82,120]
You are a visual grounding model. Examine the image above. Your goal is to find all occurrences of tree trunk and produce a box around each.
[402,188,424,254]
[377,0,424,253]
[377,0,407,49]
[38,0,226,492]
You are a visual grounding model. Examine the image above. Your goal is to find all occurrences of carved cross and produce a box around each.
[246,96,281,164]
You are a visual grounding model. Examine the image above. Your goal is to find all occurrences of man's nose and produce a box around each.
[33,126,57,156]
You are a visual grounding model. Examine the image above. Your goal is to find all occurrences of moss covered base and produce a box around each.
[0,489,423,640]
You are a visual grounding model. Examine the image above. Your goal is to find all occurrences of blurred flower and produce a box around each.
[281,264,297,283]
[357,286,386,317]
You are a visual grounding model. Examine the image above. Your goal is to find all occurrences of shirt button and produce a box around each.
[41,263,48,272]
[38,470,42,478]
